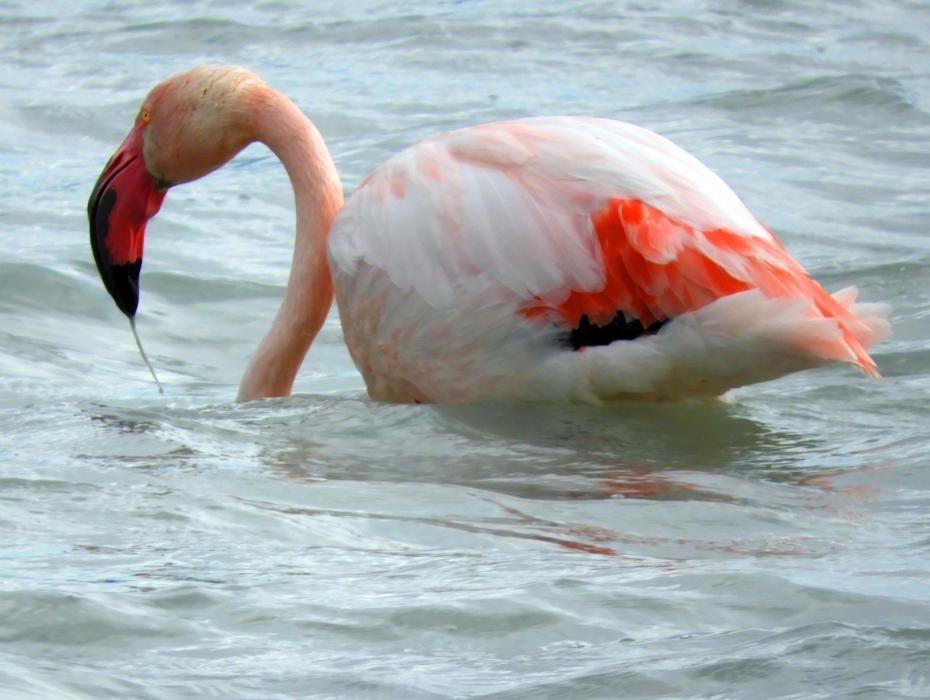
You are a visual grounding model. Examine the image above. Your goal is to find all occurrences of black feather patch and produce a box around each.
[565,312,667,350]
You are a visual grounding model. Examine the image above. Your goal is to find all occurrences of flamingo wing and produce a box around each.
[329,117,888,402]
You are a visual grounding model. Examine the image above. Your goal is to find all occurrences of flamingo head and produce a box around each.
[87,65,261,317]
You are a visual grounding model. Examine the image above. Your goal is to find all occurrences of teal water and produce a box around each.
[1,1,929,698]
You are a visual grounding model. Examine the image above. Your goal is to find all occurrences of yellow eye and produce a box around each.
[140,109,152,124]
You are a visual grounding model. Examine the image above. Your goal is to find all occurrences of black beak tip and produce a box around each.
[96,258,141,319]
[110,260,141,318]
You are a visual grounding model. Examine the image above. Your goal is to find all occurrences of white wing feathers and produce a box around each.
[328,117,768,309]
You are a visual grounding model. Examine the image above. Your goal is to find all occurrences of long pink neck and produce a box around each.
[237,88,343,401]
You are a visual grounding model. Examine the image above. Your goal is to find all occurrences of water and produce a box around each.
[2,1,929,697]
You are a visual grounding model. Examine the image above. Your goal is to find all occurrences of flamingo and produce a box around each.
[87,65,889,403]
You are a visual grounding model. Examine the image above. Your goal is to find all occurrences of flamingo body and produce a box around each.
[328,117,888,402]
[87,67,889,402]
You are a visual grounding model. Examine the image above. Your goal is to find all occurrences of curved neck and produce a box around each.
[237,87,343,401]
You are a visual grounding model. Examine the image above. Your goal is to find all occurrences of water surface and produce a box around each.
[1,1,929,698]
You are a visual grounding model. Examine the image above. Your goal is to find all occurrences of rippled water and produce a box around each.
[2,1,929,697]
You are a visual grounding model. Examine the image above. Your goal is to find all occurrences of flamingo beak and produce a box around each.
[87,123,166,318]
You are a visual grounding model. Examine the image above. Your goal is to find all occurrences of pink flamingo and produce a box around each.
[88,65,888,403]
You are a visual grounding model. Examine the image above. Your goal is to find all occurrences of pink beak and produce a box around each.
[87,122,166,317]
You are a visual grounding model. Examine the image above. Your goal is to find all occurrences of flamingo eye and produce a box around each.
[140,109,152,124]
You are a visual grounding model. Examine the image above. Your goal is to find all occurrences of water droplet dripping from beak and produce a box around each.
[129,317,163,394]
